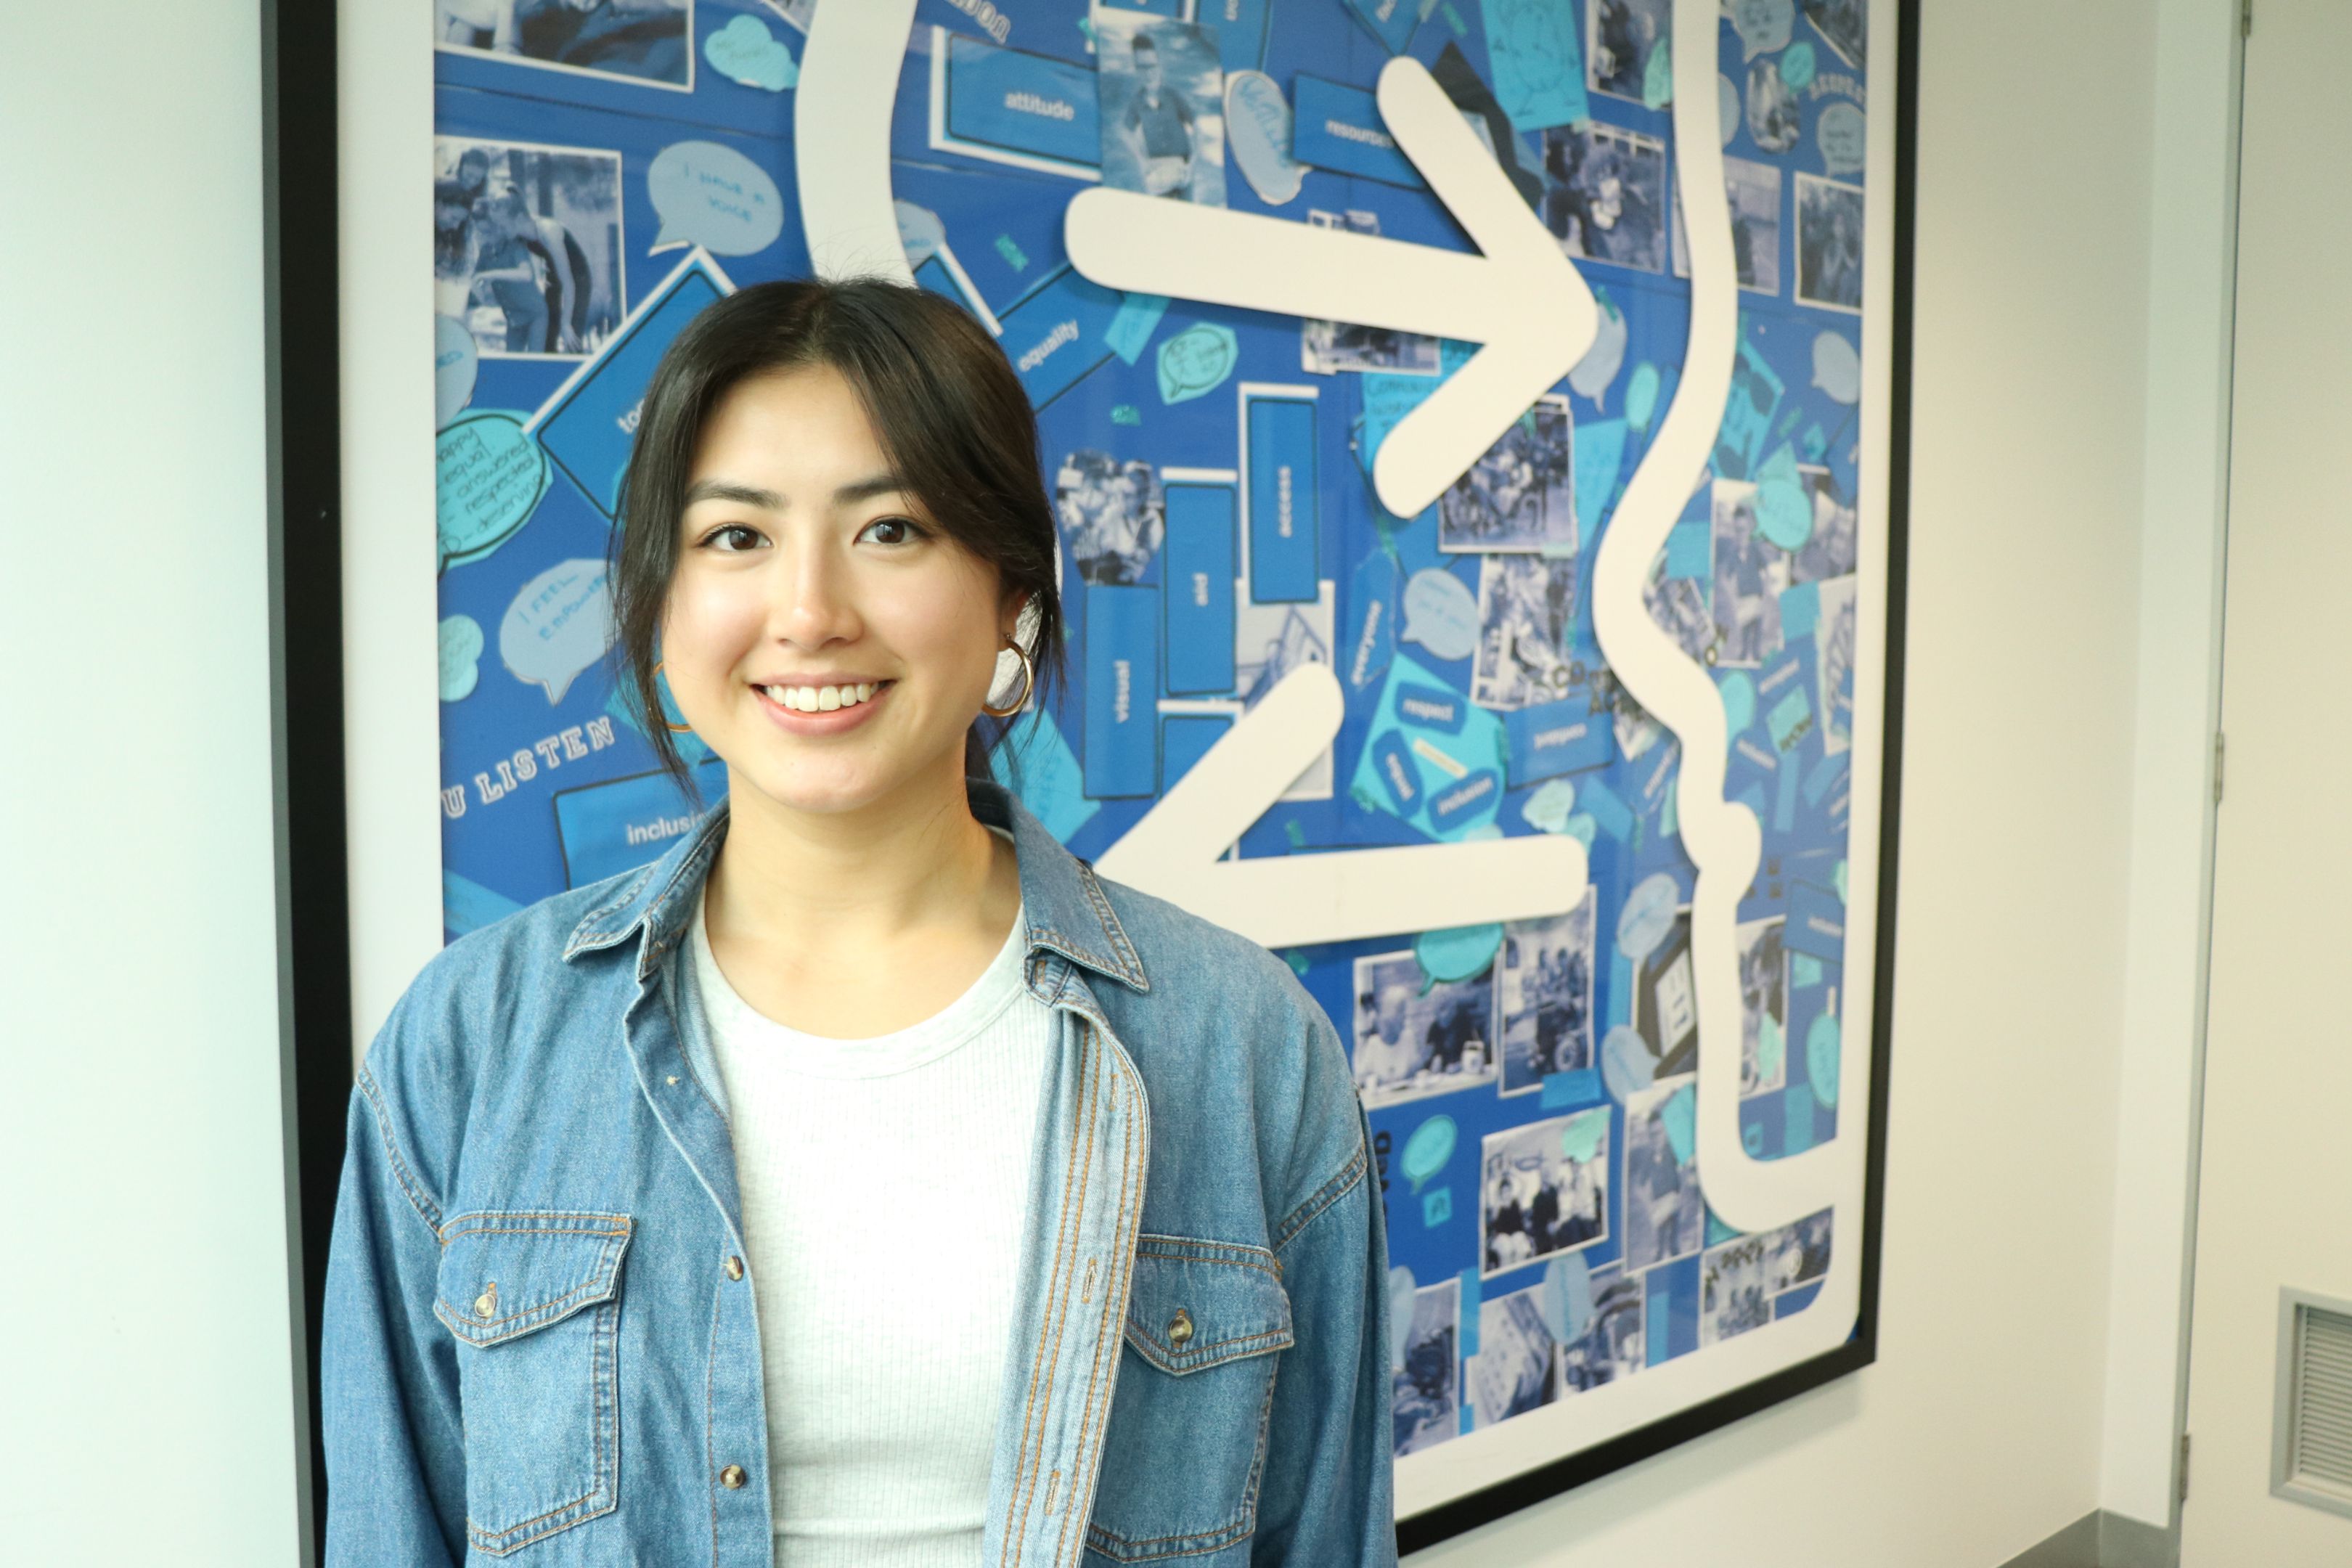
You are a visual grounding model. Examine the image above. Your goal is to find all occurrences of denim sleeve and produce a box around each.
[1251,1075,1398,1564]
[321,1058,467,1565]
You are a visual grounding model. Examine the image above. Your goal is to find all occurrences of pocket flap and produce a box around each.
[1122,1236,1294,1376]
[433,1212,632,1349]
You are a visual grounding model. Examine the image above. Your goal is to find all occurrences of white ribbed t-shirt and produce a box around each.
[690,836,1052,1567]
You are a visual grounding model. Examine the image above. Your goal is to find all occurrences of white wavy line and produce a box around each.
[1588,0,1838,1233]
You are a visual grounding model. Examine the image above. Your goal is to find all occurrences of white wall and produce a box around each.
[0,1,305,1562]
[1410,0,2159,1559]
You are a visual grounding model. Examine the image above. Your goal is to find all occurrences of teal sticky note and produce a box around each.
[1541,1069,1601,1108]
[1784,1082,1817,1154]
[1609,951,1633,1026]
[1660,1083,1696,1165]
[1580,776,1636,841]
[1767,685,1813,752]
[1421,1186,1453,1227]
[1103,291,1169,365]
[1574,417,1628,533]
[1665,519,1710,579]
[1705,1207,1739,1248]
[1791,953,1823,989]
[1646,1285,1672,1367]
[1458,1267,1482,1355]
[1779,580,1821,640]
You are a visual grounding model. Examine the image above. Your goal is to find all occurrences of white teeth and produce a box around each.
[817,687,841,711]
[764,681,884,713]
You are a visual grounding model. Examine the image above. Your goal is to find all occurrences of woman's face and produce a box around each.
[661,363,1016,820]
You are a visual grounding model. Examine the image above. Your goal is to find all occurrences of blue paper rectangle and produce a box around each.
[1540,1068,1601,1108]
[1802,751,1846,806]
[1457,1267,1482,1357]
[1506,693,1612,784]
[1645,1279,1673,1367]
[1084,587,1161,797]
[1163,482,1237,693]
[1784,881,1847,961]
[552,762,724,890]
[1291,75,1423,187]
[444,870,523,939]
[997,267,1122,409]
[1204,0,1273,70]
[1342,0,1421,52]
[1103,291,1169,366]
[1784,1082,1818,1156]
[1775,1280,1824,1318]
[1161,713,1233,789]
[1245,396,1319,603]
[1664,519,1711,579]
[1779,579,1821,640]
[1774,743,1801,831]
[1581,775,1635,841]
[943,33,1101,166]
[535,265,727,520]
[912,253,985,323]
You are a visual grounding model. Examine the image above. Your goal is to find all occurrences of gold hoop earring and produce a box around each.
[648,661,694,733]
[981,637,1034,719]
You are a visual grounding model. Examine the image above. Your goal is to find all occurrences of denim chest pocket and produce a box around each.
[433,1212,632,1557]
[1086,1237,1294,1563]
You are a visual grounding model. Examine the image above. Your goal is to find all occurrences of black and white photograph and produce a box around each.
[1479,1108,1609,1277]
[1559,1264,1645,1393]
[1710,478,1790,668]
[1633,908,1698,1078]
[1467,1286,1558,1428]
[1439,398,1577,555]
[1699,1235,1773,1347]
[1302,211,1442,375]
[758,0,812,32]
[1814,572,1858,756]
[1591,666,1665,762]
[1622,1076,1704,1273]
[1472,555,1579,710]
[1094,14,1225,208]
[1765,1209,1834,1294]
[1795,173,1866,314]
[1392,1279,1461,1456]
[1497,890,1597,1095]
[1352,951,1498,1110]
[436,0,693,90]
[1053,450,1165,585]
[1744,55,1800,153]
[433,136,625,359]
[1791,464,1859,583]
[1673,156,1784,295]
[1540,123,1667,274]
[1738,916,1788,1097]
[1802,0,1868,69]
[1643,552,1715,666]
[1235,581,1336,798]
[1585,0,1670,102]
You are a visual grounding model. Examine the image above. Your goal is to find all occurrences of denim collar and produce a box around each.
[560,777,1151,995]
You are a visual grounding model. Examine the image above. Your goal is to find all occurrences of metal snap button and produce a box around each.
[1167,1307,1194,1347]
[724,1255,745,1281]
[474,1283,497,1320]
[720,1464,748,1490]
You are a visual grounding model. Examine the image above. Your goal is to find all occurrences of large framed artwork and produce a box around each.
[293,0,1914,1549]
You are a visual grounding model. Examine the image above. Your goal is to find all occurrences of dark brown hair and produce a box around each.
[608,277,1065,789]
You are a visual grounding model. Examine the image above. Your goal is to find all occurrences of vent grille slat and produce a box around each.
[2292,1304,2352,1490]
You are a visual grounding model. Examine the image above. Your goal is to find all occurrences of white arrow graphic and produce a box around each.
[1063,57,1600,520]
[1094,663,1588,950]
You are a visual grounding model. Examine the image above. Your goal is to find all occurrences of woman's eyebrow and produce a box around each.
[680,473,905,508]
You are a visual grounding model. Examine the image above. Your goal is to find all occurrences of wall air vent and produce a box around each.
[2273,1288,2352,1519]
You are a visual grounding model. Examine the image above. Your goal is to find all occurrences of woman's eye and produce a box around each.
[702,523,766,552]
[859,516,923,546]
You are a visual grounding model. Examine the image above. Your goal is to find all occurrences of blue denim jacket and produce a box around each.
[322,778,1395,1566]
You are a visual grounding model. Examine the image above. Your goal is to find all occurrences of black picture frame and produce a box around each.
[268,2,1917,1557]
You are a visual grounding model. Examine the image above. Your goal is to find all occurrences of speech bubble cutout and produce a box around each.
[1720,669,1757,735]
[433,314,477,430]
[1369,730,1421,814]
[1808,1015,1842,1106]
[1348,550,1400,691]
[1416,923,1503,988]
[1756,471,1813,550]
[436,412,549,571]
[1730,0,1794,60]
[438,614,484,702]
[1818,102,1868,176]
[1625,362,1662,432]
[1642,36,1673,108]
[1659,1083,1698,1165]
[1780,39,1818,90]
[1569,295,1627,407]
[1564,812,1598,848]
[1616,872,1681,965]
[648,140,784,256]
[1388,1265,1417,1369]
[1225,70,1305,205]
[704,14,797,91]
[1521,776,1577,834]
[1601,1024,1655,1101]
[1718,73,1739,147]
[1394,684,1468,735]
[1401,568,1479,661]
[499,558,614,705]
[1560,1105,1608,1164]
[1402,1114,1457,1193]
[1811,330,1861,405]
[1544,1252,1594,1344]
[1156,322,1238,404]
[895,199,947,269]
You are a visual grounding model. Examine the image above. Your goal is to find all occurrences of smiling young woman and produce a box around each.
[322,279,1396,1567]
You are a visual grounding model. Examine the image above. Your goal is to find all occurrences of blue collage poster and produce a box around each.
[429,0,1887,1517]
